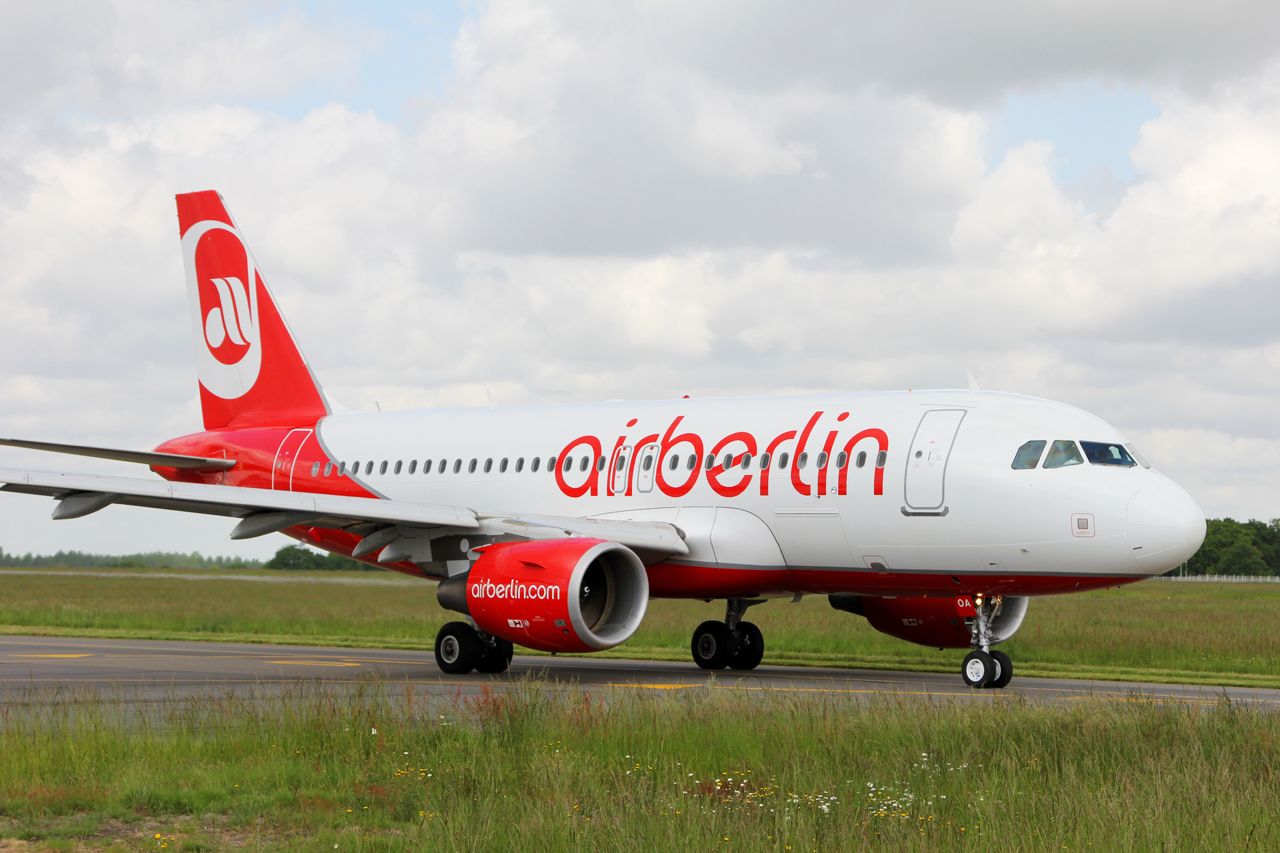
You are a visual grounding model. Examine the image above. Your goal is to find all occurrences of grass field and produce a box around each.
[0,683,1277,850]
[1,567,1279,686]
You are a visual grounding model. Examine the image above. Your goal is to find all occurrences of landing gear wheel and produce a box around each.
[691,620,732,670]
[961,650,996,689]
[435,621,481,675]
[989,650,1013,689]
[475,638,514,674]
[728,621,764,671]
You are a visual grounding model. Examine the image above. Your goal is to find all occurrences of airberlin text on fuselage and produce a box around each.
[555,410,890,500]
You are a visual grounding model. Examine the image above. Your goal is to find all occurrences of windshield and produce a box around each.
[1081,441,1137,467]
[1043,440,1084,469]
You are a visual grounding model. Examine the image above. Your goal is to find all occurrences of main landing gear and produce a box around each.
[691,598,766,671]
[961,594,1014,689]
[434,621,514,675]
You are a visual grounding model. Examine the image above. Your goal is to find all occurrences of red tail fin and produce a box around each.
[176,191,328,431]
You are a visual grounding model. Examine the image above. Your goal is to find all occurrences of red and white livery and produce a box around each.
[0,190,1206,688]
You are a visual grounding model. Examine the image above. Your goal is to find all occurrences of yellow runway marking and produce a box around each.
[608,683,701,690]
[265,660,361,668]
[9,653,95,659]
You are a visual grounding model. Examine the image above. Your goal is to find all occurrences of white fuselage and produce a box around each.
[301,389,1205,597]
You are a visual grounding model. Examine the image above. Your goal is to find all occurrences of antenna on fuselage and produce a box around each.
[966,370,981,391]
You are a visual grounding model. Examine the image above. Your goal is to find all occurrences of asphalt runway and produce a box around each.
[1,634,1277,710]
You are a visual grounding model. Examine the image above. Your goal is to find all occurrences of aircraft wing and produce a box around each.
[0,438,234,471]
[0,467,689,560]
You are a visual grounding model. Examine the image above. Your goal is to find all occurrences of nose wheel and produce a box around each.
[962,596,1014,689]
[691,598,766,671]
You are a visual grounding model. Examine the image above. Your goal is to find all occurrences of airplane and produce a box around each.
[0,190,1207,689]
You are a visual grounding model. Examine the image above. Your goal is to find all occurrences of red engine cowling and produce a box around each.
[829,594,1029,649]
[436,538,649,653]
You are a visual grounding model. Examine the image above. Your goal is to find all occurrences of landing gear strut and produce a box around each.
[691,598,766,671]
[434,621,514,675]
[961,594,1013,689]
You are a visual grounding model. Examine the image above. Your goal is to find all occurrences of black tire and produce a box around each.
[728,621,765,671]
[961,650,996,689]
[435,621,481,675]
[476,639,514,674]
[989,650,1013,689]
[691,620,732,670]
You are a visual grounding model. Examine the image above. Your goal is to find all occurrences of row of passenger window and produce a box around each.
[310,448,889,479]
[1011,439,1138,470]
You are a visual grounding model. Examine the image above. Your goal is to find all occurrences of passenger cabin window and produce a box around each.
[875,450,887,468]
[668,454,679,471]
[1011,440,1047,470]
[1043,440,1084,469]
[760,452,771,469]
[311,462,320,477]
[836,452,847,469]
[484,458,493,473]
[548,456,556,471]
[532,457,541,473]
[453,459,462,474]
[816,451,828,468]
[323,462,332,477]
[596,456,606,472]
[687,453,697,470]
[778,452,790,468]
[394,461,403,475]
[424,459,433,474]
[797,452,808,469]
[365,461,374,476]
[1081,441,1137,467]
[500,458,509,473]
[469,459,478,474]
[380,461,389,475]
[408,460,416,474]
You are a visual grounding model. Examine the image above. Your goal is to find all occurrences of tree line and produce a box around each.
[3,518,1279,575]
[1184,519,1280,576]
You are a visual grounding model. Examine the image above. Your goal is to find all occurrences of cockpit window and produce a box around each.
[1081,441,1137,467]
[1126,444,1152,469]
[1043,439,1084,469]
[1011,440,1047,470]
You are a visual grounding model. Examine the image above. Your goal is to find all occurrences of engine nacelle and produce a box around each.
[829,594,1029,649]
[437,538,649,653]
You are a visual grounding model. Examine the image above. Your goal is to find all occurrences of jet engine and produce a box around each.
[829,594,1029,649]
[437,538,649,653]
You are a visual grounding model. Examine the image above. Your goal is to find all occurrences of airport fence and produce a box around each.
[1154,574,1280,583]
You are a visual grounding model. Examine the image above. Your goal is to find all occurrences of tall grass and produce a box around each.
[0,682,1277,850]
[3,569,1280,684]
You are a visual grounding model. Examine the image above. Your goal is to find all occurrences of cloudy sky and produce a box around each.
[2,1,1279,558]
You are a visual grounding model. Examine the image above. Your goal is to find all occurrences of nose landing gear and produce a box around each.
[961,595,1014,689]
[691,598,767,671]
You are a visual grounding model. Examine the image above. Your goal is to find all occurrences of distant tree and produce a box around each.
[1214,536,1269,576]
[265,544,370,571]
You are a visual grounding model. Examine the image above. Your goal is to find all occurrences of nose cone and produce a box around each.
[1127,480,1207,574]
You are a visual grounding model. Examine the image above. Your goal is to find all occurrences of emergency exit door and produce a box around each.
[902,409,965,515]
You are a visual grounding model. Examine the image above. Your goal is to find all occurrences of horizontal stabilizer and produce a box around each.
[0,438,234,472]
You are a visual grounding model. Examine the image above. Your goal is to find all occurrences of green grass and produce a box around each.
[2,568,1280,686]
[0,683,1277,850]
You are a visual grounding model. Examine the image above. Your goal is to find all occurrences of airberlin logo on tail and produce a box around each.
[181,220,262,400]
[203,276,253,363]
